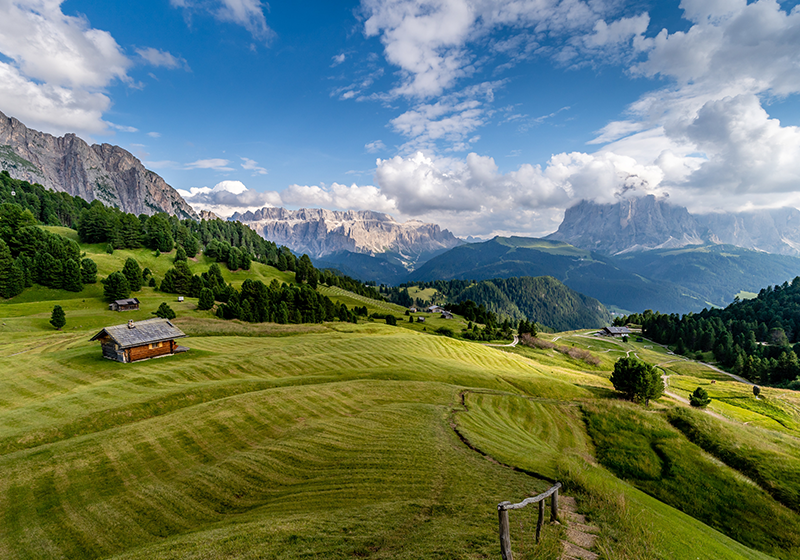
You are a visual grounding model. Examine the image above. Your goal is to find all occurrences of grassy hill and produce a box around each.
[2,232,800,559]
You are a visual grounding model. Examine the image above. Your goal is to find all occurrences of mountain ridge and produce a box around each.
[232,206,463,267]
[0,111,197,219]
[547,195,800,256]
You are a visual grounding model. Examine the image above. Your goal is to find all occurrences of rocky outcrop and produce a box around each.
[547,196,800,256]
[0,111,197,219]
[231,207,463,266]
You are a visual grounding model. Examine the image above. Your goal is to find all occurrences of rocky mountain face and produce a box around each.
[547,195,800,256]
[231,207,463,266]
[0,111,196,219]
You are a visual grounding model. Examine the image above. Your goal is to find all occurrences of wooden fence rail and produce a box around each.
[497,482,561,560]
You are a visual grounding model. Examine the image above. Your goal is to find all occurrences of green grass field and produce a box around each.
[1,233,799,559]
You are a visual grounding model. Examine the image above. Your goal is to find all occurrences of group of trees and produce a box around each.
[0,203,98,298]
[618,278,800,388]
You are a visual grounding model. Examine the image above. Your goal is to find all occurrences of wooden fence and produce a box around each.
[497,482,561,560]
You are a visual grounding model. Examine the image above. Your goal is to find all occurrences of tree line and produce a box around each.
[617,278,800,389]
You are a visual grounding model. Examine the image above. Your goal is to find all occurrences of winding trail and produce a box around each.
[661,374,729,422]
[484,334,519,348]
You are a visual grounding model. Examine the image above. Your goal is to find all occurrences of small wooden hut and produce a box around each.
[90,318,187,363]
[601,326,632,337]
[109,298,140,312]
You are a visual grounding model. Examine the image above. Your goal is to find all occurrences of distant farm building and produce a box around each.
[417,317,426,323]
[601,326,632,337]
[440,311,453,319]
[90,319,188,363]
[427,305,445,313]
[409,307,417,313]
[109,298,140,312]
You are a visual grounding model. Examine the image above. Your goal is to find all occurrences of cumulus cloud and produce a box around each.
[360,0,640,99]
[0,0,132,134]
[147,131,161,138]
[184,158,235,171]
[171,0,274,44]
[178,180,281,217]
[136,47,189,70]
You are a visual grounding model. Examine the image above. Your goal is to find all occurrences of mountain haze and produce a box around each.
[0,111,197,219]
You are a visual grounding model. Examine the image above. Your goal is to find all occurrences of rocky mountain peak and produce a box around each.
[0,110,197,219]
[231,206,463,266]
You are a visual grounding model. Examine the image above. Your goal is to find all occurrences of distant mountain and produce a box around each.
[314,251,408,285]
[447,276,611,331]
[0,111,196,219]
[547,195,800,257]
[232,207,463,268]
[613,244,800,308]
[409,236,708,314]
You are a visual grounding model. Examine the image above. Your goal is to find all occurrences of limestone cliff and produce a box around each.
[547,195,800,257]
[231,207,463,267]
[0,111,196,219]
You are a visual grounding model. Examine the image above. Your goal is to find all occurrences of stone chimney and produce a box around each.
[128,320,135,329]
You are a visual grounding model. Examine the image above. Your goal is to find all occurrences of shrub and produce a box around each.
[49,305,65,330]
[610,357,664,406]
[689,387,711,407]
[154,302,176,319]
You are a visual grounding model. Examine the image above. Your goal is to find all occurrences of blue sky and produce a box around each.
[2,0,800,237]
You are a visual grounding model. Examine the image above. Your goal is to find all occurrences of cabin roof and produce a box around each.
[603,326,631,334]
[90,318,186,349]
[113,298,140,306]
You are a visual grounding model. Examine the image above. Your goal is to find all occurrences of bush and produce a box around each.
[154,302,176,319]
[689,387,711,407]
[49,305,65,330]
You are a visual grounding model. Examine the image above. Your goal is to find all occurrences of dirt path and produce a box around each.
[485,334,518,348]
[560,495,599,560]
[661,375,729,422]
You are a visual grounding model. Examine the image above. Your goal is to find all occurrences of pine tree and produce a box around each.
[0,239,13,298]
[198,288,215,310]
[63,259,83,292]
[50,305,66,330]
[81,258,97,283]
[154,302,176,319]
[174,245,187,262]
[122,258,143,291]
[103,271,131,302]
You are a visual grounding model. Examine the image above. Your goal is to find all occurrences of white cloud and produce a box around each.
[178,180,281,217]
[171,0,274,44]
[365,140,386,153]
[241,156,267,175]
[184,158,235,171]
[108,123,138,133]
[147,131,161,138]
[0,0,132,135]
[331,53,346,66]
[360,0,635,99]
[136,47,189,70]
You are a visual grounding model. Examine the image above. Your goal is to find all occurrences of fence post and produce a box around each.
[536,499,544,543]
[550,486,559,523]
[498,502,513,560]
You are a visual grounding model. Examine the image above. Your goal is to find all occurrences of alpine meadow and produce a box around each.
[4,0,800,558]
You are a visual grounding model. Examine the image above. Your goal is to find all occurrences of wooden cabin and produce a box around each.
[90,318,188,363]
[601,326,632,337]
[109,298,140,312]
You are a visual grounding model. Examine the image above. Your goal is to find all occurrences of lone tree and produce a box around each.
[610,356,664,406]
[753,385,761,398]
[50,305,66,330]
[154,302,176,319]
[689,387,711,407]
[103,271,131,302]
